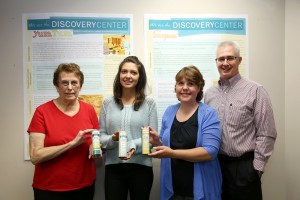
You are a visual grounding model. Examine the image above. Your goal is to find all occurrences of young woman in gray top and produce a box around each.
[99,56,158,200]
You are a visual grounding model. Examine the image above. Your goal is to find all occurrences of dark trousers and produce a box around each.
[105,163,153,200]
[218,152,262,200]
[33,182,95,200]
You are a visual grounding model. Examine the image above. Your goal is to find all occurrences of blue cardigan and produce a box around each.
[159,102,222,200]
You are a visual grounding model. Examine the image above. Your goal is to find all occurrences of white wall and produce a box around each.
[0,0,290,199]
[285,0,300,199]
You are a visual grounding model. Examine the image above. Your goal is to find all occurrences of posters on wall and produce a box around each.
[144,15,248,130]
[22,13,133,160]
[22,13,247,160]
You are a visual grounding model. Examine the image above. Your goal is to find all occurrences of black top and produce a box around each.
[170,108,198,197]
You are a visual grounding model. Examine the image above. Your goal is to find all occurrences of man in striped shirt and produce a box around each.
[204,41,277,200]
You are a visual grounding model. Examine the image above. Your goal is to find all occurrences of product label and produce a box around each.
[142,127,150,154]
[92,130,101,155]
[119,131,127,158]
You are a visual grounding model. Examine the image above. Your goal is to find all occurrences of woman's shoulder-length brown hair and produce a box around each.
[175,65,205,102]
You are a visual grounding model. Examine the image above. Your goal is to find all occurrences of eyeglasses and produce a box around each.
[215,56,239,63]
[60,80,79,87]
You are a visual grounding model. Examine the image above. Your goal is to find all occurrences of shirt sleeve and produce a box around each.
[201,107,221,159]
[27,107,46,134]
[99,99,116,149]
[253,86,277,171]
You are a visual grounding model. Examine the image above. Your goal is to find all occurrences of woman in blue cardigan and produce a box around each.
[149,66,222,200]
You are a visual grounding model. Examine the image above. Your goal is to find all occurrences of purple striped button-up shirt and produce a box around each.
[204,73,277,171]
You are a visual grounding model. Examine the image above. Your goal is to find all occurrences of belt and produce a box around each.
[218,151,254,161]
